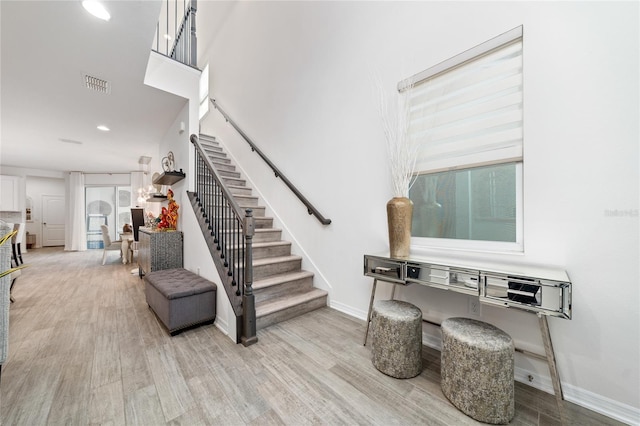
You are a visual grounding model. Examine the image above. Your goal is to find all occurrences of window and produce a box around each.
[85,186,132,249]
[402,26,523,251]
[199,63,209,119]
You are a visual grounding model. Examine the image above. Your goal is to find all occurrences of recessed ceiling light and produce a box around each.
[82,0,111,21]
[97,125,110,132]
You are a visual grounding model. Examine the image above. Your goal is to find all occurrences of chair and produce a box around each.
[9,256,21,303]
[12,223,25,265]
[100,225,122,265]
[5,223,15,265]
[129,208,145,264]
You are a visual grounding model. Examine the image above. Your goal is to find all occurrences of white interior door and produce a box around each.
[43,195,65,246]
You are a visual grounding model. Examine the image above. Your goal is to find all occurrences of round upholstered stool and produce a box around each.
[441,317,515,424]
[371,300,422,379]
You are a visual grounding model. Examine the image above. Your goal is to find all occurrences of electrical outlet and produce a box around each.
[468,297,481,316]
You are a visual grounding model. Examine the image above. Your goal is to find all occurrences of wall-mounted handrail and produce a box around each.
[210,98,332,225]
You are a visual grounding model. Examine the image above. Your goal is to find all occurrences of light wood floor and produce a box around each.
[1,247,623,425]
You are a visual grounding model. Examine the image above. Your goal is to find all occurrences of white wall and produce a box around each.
[197,1,639,422]
[0,167,65,248]
[152,76,234,338]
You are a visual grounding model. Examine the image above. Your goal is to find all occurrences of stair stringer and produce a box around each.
[187,191,243,341]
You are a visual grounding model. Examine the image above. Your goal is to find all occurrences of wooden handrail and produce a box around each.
[210,98,332,225]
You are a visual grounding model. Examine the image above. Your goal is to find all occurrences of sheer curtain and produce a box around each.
[65,172,86,251]
[130,171,146,208]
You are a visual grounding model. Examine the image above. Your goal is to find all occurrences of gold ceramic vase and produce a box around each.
[387,196,413,258]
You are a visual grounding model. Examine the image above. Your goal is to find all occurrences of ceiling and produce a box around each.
[0,0,188,175]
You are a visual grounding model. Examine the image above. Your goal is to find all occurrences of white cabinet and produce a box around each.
[0,175,20,211]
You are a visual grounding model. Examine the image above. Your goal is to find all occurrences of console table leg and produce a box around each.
[363,279,378,346]
[539,314,568,425]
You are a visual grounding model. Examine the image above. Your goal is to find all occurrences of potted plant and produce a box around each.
[377,78,417,258]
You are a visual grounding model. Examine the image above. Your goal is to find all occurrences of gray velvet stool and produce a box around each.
[441,317,515,424]
[371,300,422,379]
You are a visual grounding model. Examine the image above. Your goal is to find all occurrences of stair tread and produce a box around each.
[222,227,277,234]
[234,194,258,200]
[252,254,301,266]
[227,240,289,250]
[256,288,328,317]
[253,240,291,248]
[253,270,314,288]
[255,228,281,233]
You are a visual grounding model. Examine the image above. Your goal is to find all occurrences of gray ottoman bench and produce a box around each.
[371,300,423,379]
[145,268,217,335]
[441,317,515,424]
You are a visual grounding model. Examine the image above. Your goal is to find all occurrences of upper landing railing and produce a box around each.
[152,0,197,68]
[210,98,332,226]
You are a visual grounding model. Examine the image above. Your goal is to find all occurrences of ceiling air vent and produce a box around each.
[83,73,111,94]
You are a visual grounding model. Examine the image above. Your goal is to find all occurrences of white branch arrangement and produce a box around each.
[376,76,418,198]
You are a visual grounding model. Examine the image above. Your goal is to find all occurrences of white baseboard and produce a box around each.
[562,383,640,425]
[330,300,367,321]
[420,329,639,425]
[214,317,228,336]
[316,310,636,425]
[324,299,640,425]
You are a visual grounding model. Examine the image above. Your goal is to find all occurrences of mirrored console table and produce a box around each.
[363,253,572,423]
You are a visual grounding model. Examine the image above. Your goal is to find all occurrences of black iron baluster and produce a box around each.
[232,215,236,291]
[215,178,220,248]
[191,134,255,345]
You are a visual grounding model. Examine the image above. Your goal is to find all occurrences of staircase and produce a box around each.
[197,134,328,330]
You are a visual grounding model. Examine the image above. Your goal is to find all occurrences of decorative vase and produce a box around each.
[387,196,413,258]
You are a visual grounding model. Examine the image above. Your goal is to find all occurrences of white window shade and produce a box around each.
[402,28,523,174]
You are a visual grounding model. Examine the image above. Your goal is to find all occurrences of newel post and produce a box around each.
[241,208,258,346]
